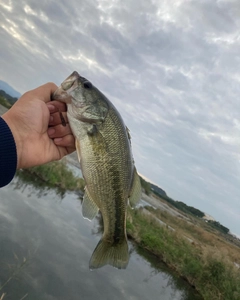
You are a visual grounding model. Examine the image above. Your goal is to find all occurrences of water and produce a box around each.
[0,174,202,300]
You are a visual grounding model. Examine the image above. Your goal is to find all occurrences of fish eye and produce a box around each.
[62,81,74,91]
[83,81,92,89]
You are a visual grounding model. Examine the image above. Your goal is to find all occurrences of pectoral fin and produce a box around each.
[128,168,142,208]
[82,187,99,220]
[75,139,81,163]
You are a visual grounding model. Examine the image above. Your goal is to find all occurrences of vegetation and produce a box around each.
[15,154,238,299]
[139,176,167,197]
[0,90,18,109]
[207,220,230,234]
[139,176,151,195]
[154,193,205,218]
[127,208,240,300]
[0,251,33,300]
[140,179,229,235]
[22,159,85,191]
[169,198,205,218]
[0,90,18,105]
[140,176,205,218]
[150,182,167,197]
[157,193,231,234]
[0,95,12,109]
[144,207,239,260]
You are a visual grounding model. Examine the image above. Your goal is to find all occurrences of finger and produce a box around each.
[54,134,76,149]
[29,82,58,103]
[49,111,68,126]
[56,145,76,158]
[48,123,72,138]
[53,135,76,158]
[47,101,67,113]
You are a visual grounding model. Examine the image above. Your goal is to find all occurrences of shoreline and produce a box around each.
[20,161,240,300]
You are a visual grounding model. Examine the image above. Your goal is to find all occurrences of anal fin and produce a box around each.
[129,167,142,208]
[82,187,99,220]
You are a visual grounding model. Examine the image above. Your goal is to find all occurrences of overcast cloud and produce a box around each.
[1,0,240,235]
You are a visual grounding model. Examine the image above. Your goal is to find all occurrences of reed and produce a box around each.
[127,208,240,300]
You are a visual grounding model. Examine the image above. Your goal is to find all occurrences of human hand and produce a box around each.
[2,82,75,169]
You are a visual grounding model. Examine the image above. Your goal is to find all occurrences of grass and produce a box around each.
[0,251,33,300]
[127,208,240,300]
[18,159,240,299]
[145,206,240,265]
[21,158,85,191]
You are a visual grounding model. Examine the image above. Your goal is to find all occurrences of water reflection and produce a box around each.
[134,246,201,300]
[0,173,202,300]
[15,170,67,198]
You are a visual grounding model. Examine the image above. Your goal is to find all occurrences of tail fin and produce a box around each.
[89,238,129,270]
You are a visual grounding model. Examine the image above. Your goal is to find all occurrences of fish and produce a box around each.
[53,71,142,269]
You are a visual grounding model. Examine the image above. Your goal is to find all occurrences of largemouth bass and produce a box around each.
[53,71,141,269]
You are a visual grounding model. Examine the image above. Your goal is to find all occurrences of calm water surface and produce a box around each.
[0,174,202,300]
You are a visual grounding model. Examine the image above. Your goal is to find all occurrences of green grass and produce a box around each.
[22,159,85,191]
[127,208,240,300]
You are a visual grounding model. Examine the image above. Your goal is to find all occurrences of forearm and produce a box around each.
[0,117,17,187]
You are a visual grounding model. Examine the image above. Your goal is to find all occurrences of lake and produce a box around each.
[0,174,202,300]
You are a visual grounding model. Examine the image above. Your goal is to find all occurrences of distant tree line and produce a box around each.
[0,94,12,109]
[150,183,167,197]
[175,201,205,218]
[154,190,230,234]
[139,176,167,197]
[0,90,18,105]
[140,176,205,218]
[136,173,230,234]
[161,195,205,218]
[207,220,229,234]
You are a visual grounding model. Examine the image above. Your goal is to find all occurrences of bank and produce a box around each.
[22,160,240,300]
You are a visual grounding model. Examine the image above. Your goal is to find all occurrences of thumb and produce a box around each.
[27,82,58,104]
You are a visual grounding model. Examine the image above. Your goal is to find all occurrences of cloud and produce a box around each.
[1,0,240,234]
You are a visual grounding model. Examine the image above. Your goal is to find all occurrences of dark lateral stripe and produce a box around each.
[110,166,125,244]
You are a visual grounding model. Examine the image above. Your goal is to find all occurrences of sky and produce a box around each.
[1,0,240,236]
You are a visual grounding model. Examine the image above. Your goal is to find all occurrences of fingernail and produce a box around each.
[54,138,62,143]
[48,128,55,136]
[50,116,54,122]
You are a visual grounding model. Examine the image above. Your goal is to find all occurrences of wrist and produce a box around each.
[0,117,18,186]
[2,112,22,169]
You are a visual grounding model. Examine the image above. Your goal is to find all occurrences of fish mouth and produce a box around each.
[52,71,80,103]
[52,86,71,103]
